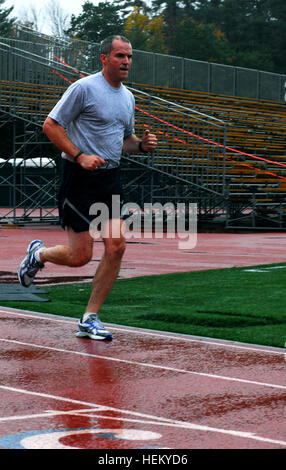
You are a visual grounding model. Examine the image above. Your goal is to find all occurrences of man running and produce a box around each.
[18,35,157,341]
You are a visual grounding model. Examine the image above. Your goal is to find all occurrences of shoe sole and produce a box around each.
[76,331,113,341]
[18,257,31,287]
[18,240,44,288]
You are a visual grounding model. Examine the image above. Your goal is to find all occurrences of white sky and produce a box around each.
[5,0,97,34]
[6,0,86,16]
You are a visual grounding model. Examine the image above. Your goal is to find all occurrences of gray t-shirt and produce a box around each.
[48,72,135,169]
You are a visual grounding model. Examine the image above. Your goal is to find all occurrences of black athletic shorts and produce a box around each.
[58,159,124,233]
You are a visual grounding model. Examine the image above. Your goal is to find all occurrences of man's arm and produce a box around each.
[43,117,105,171]
[123,129,157,154]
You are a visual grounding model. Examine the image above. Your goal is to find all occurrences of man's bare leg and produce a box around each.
[39,220,125,313]
[85,218,126,314]
[35,220,125,341]
[18,228,94,288]
[40,227,94,267]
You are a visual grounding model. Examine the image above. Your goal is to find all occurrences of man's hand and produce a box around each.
[141,129,157,152]
[77,153,106,171]
[42,118,106,171]
[122,129,158,154]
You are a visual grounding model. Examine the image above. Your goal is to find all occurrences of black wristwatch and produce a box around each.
[74,151,83,162]
[138,141,147,153]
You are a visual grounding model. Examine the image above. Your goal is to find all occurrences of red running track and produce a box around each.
[0,227,286,449]
[2,227,286,284]
[0,307,285,449]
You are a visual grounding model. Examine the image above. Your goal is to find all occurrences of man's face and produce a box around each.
[101,39,133,87]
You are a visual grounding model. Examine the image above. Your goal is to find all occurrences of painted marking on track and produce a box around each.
[0,385,285,448]
[0,337,285,390]
[0,428,163,449]
[0,308,284,355]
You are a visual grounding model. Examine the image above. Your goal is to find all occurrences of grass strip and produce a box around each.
[1,264,286,348]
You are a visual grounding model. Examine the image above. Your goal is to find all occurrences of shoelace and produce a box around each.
[85,315,104,329]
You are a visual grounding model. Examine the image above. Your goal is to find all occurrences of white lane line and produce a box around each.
[0,411,69,422]
[0,385,285,447]
[0,308,284,355]
[1,337,285,390]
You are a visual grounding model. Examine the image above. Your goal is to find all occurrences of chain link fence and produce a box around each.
[3,30,286,103]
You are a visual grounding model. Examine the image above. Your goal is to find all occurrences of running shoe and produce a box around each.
[76,314,113,341]
[18,240,45,287]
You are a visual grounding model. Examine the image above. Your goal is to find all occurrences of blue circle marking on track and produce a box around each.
[0,428,163,449]
[0,429,60,449]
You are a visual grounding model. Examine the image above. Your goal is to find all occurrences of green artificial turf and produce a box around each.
[2,263,286,348]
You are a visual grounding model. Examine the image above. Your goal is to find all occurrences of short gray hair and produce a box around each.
[100,35,131,55]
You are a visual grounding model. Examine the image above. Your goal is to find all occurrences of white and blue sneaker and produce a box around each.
[76,314,113,341]
[18,240,45,287]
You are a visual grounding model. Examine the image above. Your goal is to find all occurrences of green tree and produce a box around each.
[192,0,285,73]
[191,0,224,24]
[66,1,124,42]
[114,0,151,18]
[123,6,149,49]
[151,0,186,52]
[147,15,168,53]
[175,18,233,63]
[267,0,286,73]
[123,6,167,52]
[215,0,284,72]
[0,0,16,37]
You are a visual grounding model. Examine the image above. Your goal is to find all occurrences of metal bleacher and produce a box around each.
[0,30,285,230]
[129,82,286,229]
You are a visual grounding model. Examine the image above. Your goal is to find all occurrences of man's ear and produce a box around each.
[100,53,108,66]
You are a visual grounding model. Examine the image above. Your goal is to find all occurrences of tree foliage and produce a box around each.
[61,0,286,73]
[65,1,124,42]
[186,0,286,72]
[0,0,16,37]
[174,19,232,64]
[124,6,167,52]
